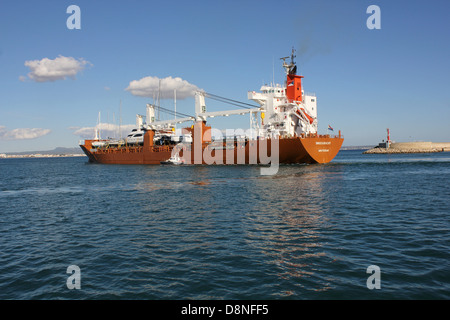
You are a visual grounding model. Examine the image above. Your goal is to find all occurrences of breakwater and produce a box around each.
[363,142,450,154]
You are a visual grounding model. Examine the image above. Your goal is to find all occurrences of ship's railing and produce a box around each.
[95,145,144,154]
[151,146,172,152]
[92,144,175,154]
[298,133,343,139]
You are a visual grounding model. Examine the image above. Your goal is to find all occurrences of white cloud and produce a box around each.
[23,55,91,82]
[125,76,200,99]
[0,126,51,140]
[71,123,135,139]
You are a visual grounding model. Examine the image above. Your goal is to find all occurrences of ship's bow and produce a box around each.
[79,140,97,163]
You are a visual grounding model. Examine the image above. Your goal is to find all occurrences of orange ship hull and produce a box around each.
[80,133,343,165]
[80,49,344,166]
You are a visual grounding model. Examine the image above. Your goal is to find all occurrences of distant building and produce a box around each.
[377,128,391,149]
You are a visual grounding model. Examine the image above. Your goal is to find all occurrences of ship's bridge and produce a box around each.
[260,84,285,97]
[248,84,286,106]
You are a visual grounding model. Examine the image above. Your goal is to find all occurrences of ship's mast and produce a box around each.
[280,47,297,76]
[158,79,161,121]
[174,89,177,129]
[119,100,122,139]
[95,111,101,140]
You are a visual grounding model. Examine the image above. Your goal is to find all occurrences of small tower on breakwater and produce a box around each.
[377,128,391,149]
[386,128,391,148]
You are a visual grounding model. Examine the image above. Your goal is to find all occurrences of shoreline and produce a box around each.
[0,154,86,159]
[363,148,445,154]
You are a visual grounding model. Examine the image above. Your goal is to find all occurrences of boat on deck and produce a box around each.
[160,155,185,165]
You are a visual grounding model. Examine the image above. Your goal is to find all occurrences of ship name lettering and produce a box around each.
[316,142,331,145]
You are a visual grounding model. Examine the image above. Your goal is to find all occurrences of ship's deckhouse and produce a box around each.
[248,49,318,138]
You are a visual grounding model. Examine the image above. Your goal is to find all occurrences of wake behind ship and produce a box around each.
[79,50,343,165]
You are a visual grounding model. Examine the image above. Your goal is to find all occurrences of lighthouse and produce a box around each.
[387,128,391,148]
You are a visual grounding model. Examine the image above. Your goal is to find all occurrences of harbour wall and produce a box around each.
[363,142,450,154]
[391,142,432,150]
[432,142,450,150]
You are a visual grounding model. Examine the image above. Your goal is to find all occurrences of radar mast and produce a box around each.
[280,47,297,75]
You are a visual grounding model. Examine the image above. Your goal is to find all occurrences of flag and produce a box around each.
[288,80,294,86]
[328,125,334,131]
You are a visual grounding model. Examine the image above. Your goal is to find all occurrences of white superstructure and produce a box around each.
[248,49,318,138]
[91,48,319,148]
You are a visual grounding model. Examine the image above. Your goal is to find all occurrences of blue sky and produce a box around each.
[0,0,449,152]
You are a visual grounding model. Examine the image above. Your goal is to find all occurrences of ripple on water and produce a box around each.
[0,155,449,299]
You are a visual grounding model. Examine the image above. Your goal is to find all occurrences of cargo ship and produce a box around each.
[79,49,343,165]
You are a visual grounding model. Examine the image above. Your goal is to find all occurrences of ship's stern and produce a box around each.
[300,134,344,164]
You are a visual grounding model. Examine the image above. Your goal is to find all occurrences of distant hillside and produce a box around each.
[6,147,83,156]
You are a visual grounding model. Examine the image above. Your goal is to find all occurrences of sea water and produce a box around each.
[0,150,449,299]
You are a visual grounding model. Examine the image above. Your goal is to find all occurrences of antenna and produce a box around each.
[158,79,161,121]
[174,89,177,128]
[112,112,116,138]
[290,47,296,65]
[272,56,274,86]
[97,111,101,140]
[119,100,122,138]
[280,47,297,75]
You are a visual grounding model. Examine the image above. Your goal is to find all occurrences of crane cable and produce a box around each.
[152,92,259,119]
[204,92,260,110]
